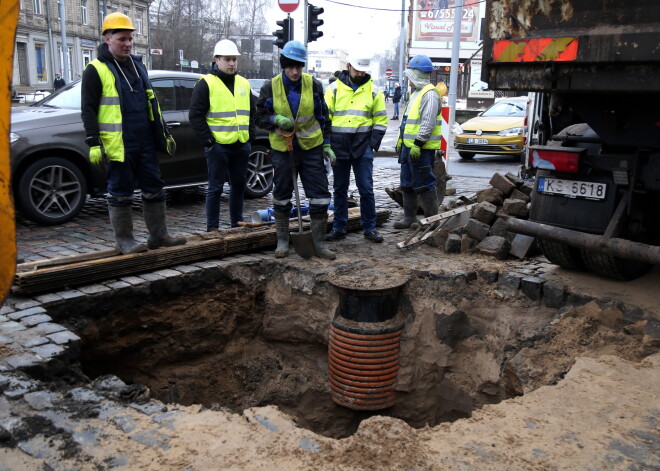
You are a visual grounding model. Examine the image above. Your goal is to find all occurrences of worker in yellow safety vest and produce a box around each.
[255,40,335,260]
[324,54,388,243]
[81,12,185,254]
[189,39,257,231]
[394,54,442,229]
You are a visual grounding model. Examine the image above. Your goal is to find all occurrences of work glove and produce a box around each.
[86,136,108,168]
[322,144,336,167]
[409,145,422,163]
[274,114,294,131]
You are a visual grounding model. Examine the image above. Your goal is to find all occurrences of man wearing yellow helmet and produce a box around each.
[81,12,186,254]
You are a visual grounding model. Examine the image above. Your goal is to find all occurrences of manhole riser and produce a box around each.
[328,324,403,411]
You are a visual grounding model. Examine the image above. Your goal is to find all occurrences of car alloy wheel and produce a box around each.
[17,157,87,225]
[245,144,274,199]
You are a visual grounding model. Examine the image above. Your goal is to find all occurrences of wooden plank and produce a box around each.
[12,209,390,295]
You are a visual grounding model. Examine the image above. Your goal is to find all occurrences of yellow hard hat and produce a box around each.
[102,12,135,35]
[436,81,448,97]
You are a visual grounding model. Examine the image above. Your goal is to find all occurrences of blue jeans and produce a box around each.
[399,146,437,193]
[205,142,250,230]
[393,102,400,117]
[331,147,376,233]
[271,145,331,215]
[106,150,165,206]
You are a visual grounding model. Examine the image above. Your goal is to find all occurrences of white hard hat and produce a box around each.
[346,55,371,72]
[213,39,240,57]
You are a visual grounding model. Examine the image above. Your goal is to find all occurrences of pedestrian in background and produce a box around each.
[325,54,387,244]
[392,82,402,119]
[394,55,442,229]
[81,12,185,254]
[189,39,256,231]
[383,88,389,102]
[53,73,66,91]
[255,40,336,260]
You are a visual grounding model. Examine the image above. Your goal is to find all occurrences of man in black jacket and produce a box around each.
[53,73,66,91]
[189,39,256,231]
[392,82,402,119]
[81,12,185,254]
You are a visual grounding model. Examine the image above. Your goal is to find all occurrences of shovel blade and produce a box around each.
[291,231,316,259]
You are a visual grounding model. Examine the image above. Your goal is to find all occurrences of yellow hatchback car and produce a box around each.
[454,96,528,162]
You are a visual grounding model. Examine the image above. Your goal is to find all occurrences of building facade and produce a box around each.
[13,0,150,92]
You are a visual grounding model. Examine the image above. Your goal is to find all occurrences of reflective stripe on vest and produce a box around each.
[89,60,125,161]
[402,84,442,149]
[325,79,388,134]
[269,73,323,152]
[202,74,251,144]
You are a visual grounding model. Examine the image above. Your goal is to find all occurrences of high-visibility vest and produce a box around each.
[269,73,323,152]
[89,59,169,161]
[325,79,388,134]
[402,84,442,149]
[202,74,250,144]
[89,60,125,161]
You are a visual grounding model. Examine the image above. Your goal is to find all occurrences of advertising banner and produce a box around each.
[411,0,480,47]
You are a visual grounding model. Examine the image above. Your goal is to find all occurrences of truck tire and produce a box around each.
[459,152,475,160]
[538,239,587,271]
[580,249,652,281]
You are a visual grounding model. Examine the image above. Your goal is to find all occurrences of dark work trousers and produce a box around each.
[331,147,376,234]
[399,145,437,193]
[270,144,331,215]
[106,74,164,206]
[204,141,250,230]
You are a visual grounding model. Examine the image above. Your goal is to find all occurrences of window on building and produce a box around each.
[35,43,46,81]
[241,39,253,53]
[260,59,273,76]
[260,40,272,53]
[82,49,92,67]
[123,9,129,18]
[19,0,25,10]
[33,0,42,15]
[81,0,88,25]
[136,11,143,35]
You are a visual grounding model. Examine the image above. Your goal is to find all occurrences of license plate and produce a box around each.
[537,177,607,200]
[467,138,488,144]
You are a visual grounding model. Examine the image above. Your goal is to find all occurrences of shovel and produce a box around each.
[282,130,316,259]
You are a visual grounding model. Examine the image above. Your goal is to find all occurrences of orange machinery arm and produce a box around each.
[0,0,19,303]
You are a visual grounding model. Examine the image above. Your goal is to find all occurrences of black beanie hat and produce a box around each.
[280,54,305,69]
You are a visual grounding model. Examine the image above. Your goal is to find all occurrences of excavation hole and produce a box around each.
[77,264,651,439]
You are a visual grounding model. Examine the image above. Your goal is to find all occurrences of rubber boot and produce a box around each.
[107,204,147,254]
[274,211,290,259]
[393,189,419,229]
[142,199,187,250]
[310,214,336,260]
[420,189,439,218]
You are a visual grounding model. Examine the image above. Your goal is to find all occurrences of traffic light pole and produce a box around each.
[303,0,309,72]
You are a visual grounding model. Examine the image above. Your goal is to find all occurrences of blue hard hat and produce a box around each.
[408,55,433,72]
[282,41,307,64]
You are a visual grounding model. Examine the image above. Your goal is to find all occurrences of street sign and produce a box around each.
[180,59,189,67]
[278,0,299,13]
[179,49,184,60]
[150,48,163,55]
[385,68,393,77]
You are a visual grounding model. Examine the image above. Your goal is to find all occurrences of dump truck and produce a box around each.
[482,0,660,280]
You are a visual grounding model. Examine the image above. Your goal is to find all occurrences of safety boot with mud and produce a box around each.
[393,189,419,229]
[310,214,336,260]
[420,189,439,218]
[108,204,147,254]
[142,199,187,250]
[274,211,290,258]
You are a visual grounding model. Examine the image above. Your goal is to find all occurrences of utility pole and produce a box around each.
[397,0,405,89]
[447,0,464,171]
[57,0,71,83]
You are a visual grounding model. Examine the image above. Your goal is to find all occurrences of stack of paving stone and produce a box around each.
[425,172,537,260]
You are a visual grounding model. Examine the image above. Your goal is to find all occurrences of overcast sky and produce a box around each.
[265,0,405,57]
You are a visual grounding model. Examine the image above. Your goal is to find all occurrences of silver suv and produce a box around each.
[10,70,273,225]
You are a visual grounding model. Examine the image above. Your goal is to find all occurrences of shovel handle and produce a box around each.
[281,130,295,152]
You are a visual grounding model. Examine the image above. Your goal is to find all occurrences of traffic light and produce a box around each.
[273,16,293,49]
[307,4,324,43]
